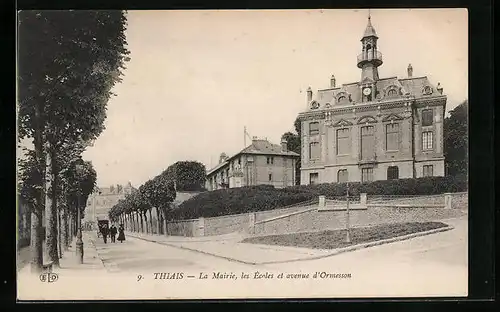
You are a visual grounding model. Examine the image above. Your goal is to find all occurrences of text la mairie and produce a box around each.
[298,15,446,185]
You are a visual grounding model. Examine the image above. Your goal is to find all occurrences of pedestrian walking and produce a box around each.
[110,224,117,243]
[101,224,109,244]
[117,224,126,243]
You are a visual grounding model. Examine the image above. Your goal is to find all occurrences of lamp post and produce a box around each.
[345,181,352,244]
[75,162,84,264]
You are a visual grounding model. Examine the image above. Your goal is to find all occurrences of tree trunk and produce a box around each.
[139,213,144,233]
[135,212,139,232]
[44,143,59,267]
[162,207,168,236]
[143,211,148,234]
[148,209,154,234]
[30,103,44,272]
[155,207,161,235]
[62,207,68,249]
[57,206,62,258]
[30,209,43,273]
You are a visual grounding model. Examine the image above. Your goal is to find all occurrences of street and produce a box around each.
[87,216,467,298]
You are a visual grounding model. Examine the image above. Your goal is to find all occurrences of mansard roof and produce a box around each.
[307,76,443,112]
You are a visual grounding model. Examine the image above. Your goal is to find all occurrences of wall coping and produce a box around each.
[255,207,317,225]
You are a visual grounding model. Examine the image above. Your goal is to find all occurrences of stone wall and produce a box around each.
[448,192,468,210]
[253,205,465,236]
[204,213,249,236]
[367,194,445,206]
[166,219,197,237]
[164,192,467,237]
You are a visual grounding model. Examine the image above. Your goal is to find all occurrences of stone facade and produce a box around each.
[84,182,134,222]
[298,16,446,185]
[206,137,300,191]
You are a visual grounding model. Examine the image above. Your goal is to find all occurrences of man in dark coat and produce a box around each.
[101,224,109,244]
[110,224,117,243]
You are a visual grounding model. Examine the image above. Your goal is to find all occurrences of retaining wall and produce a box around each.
[159,192,468,237]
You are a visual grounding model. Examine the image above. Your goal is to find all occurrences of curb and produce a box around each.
[127,224,454,266]
[258,225,455,265]
[87,236,114,272]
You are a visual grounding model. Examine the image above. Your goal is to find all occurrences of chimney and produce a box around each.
[437,82,443,94]
[407,64,413,78]
[306,86,313,103]
[281,139,288,152]
[219,153,228,164]
[330,75,336,88]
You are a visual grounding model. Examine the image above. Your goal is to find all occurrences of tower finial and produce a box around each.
[368,8,371,20]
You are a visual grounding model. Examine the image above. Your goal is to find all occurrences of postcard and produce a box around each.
[17,8,468,300]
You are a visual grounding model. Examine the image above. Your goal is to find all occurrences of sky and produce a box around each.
[37,9,470,188]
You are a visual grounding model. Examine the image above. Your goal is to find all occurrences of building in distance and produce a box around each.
[298,15,446,185]
[84,182,134,222]
[206,137,300,191]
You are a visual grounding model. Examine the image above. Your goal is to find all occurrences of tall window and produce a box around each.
[361,168,374,182]
[422,131,433,150]
[386,123,400,151]
[336,128,350,155]
[361,125,375,159]
[309,142,320,160]
[309,122,319,136]
[337,169,348,183]
[387,166,399,180]
[422,109,433,126]
[423,165,434,177]
[309,173,319,185]
[266,157,274,165]
[268,173,273,181]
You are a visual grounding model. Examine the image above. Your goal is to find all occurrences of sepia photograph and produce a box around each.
[16,8,469,300]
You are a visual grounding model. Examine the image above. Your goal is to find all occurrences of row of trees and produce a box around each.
[108,161,205,234]
[17,11,129,272]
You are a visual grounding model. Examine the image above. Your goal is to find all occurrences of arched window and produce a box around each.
[387,166,399,180]
[337,96,346,102]
[387,89,397,97]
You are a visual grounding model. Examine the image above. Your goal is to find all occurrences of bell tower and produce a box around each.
[357,12,383,102]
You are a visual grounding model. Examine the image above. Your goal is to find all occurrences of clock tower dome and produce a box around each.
[357,12,383,102]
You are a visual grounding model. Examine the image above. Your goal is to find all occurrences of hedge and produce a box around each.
[172,175,467,220]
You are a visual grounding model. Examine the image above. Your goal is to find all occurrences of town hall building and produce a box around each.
[298,15,447,185]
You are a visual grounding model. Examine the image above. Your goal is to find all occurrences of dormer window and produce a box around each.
[423,86,433,95]
[387,89,397,97]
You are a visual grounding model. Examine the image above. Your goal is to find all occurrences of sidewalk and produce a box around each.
[17,232,106,277]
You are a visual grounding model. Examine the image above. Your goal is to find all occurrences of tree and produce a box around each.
[444,100,468,177]
[163,161,206,191]
[18,149,45,271]
[281,116,302,185]
[18,10,129,270]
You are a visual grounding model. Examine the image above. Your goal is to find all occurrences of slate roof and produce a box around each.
[207,139,299,175]
[309,76,442,111]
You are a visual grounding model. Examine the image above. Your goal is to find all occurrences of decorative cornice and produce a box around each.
[327,118,354,128]
[382,113,405,122]
[357,115,378,124]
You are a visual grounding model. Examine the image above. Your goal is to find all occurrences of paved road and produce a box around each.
[90,216,468,298]
[91,233,262,274]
